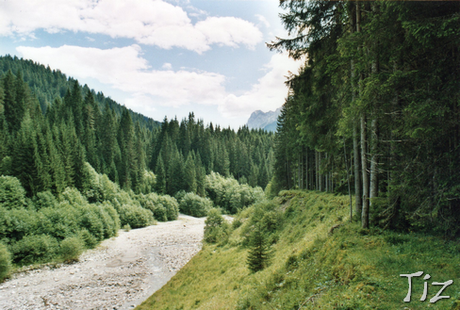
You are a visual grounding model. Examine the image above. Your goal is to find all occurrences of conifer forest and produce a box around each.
[268,0,460,236]
[0,0,459,281]
[0,55,272,267]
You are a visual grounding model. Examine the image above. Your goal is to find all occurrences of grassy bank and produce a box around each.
[137,191,460,310]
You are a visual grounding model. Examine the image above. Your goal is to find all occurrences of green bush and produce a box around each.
[153,203,167,222]
[118,204,154,229]
[99,202,120,238]
[11,234,59,265]
[79,205,105,241]
[138,170,156,194]
[60,187,88,207]
[205,172,264,214]
[79,229,98,249]
[0,176,26,209]
[38,205,80,240]
[0,207,40,242]
[204,209,230,244]
[0,243,11,281]
[179,192,213,217]
[60,236,84,262]
[100,174,120,201]
[81,162,102,203]
[33,191,57,209]
[143,193,179,221]
[174,190,187,204]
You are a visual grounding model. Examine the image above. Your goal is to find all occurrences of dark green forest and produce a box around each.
[0,55,273,272]
[268,1,460,237]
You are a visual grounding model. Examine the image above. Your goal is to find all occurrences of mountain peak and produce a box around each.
[246,107,281,132]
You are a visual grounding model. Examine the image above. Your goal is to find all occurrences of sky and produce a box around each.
[0,0,302,128]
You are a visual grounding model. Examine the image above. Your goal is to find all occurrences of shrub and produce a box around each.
[99,174,120,201]
[0,207,41,242]
[33,191,57,209]
[161,195,179,221]
[179,192,213,217]
[38,205,81,240]
[138,170,156,194]
[0,176,26,209]
[100,202,120,238]
[79,229,98,249]
[204,209,230,244]
[174,190,187,204]
[81,162,102,203]
[60,187,88,207]
[0,243,11,281]
[205,172,264,214]
[79,205,105,241]
[60,236,84,262]
[11,234,59,265]
[118,204,154,229]
[144,193,179,221]
[153,203,167,222]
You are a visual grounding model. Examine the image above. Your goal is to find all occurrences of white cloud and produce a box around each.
[255,14,270,28]
[218,53,300,119]
[16,45,300,123]
[1,0,263,53]
[16,44,226,107]
[162,63,172,70]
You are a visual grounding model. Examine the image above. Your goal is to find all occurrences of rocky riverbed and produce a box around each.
[0,215,205,310]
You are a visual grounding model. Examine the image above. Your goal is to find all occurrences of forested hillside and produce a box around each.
[268,1,460,236]
[0,56,274,277]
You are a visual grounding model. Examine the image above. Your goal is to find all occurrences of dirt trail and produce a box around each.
[0,215,205,310]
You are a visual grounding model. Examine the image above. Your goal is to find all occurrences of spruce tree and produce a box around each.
[154,153,166,194]
[247,221,272,273]
[184,151,197,194]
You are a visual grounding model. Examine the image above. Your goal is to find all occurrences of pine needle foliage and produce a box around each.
[246,221,272,273]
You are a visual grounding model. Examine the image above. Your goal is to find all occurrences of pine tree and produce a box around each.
[154,153,166,194]
[184,151,197,194]
[246,221,272,273]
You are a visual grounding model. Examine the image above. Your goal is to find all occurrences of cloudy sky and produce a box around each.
[0,0,301,128]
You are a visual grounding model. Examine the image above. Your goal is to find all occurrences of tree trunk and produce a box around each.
[361,115,369,228]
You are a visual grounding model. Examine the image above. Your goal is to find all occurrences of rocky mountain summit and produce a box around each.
[246,107,281,132]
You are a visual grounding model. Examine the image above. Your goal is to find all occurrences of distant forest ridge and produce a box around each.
[0,55,160,130]
[0,55,275,197]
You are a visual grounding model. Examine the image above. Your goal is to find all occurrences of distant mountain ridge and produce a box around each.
[246,107,281,132]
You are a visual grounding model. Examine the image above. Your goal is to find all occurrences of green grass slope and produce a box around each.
[137,191,460,310]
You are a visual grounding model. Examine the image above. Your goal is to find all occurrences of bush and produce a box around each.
[99,174,120,201]
[179,192,213,217]
[38,205,81,240]
[11,234,59,265]
[79,229,98,249]
[204,209,230,244]
[0,176,26,209]
[0,243,11,281]
[205,172,264,214]
[60,236,84,262]
[143,193,179,221]
[33,191,57,209]
[174,190,187,204]
[0,207,49,242]
[100,202,120,238]
[118,204,154,229]
[138,170,156,194]
[81,162,102,203]
[79,205,105,241]
[60,187,88,207]
[153,203,167,222]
